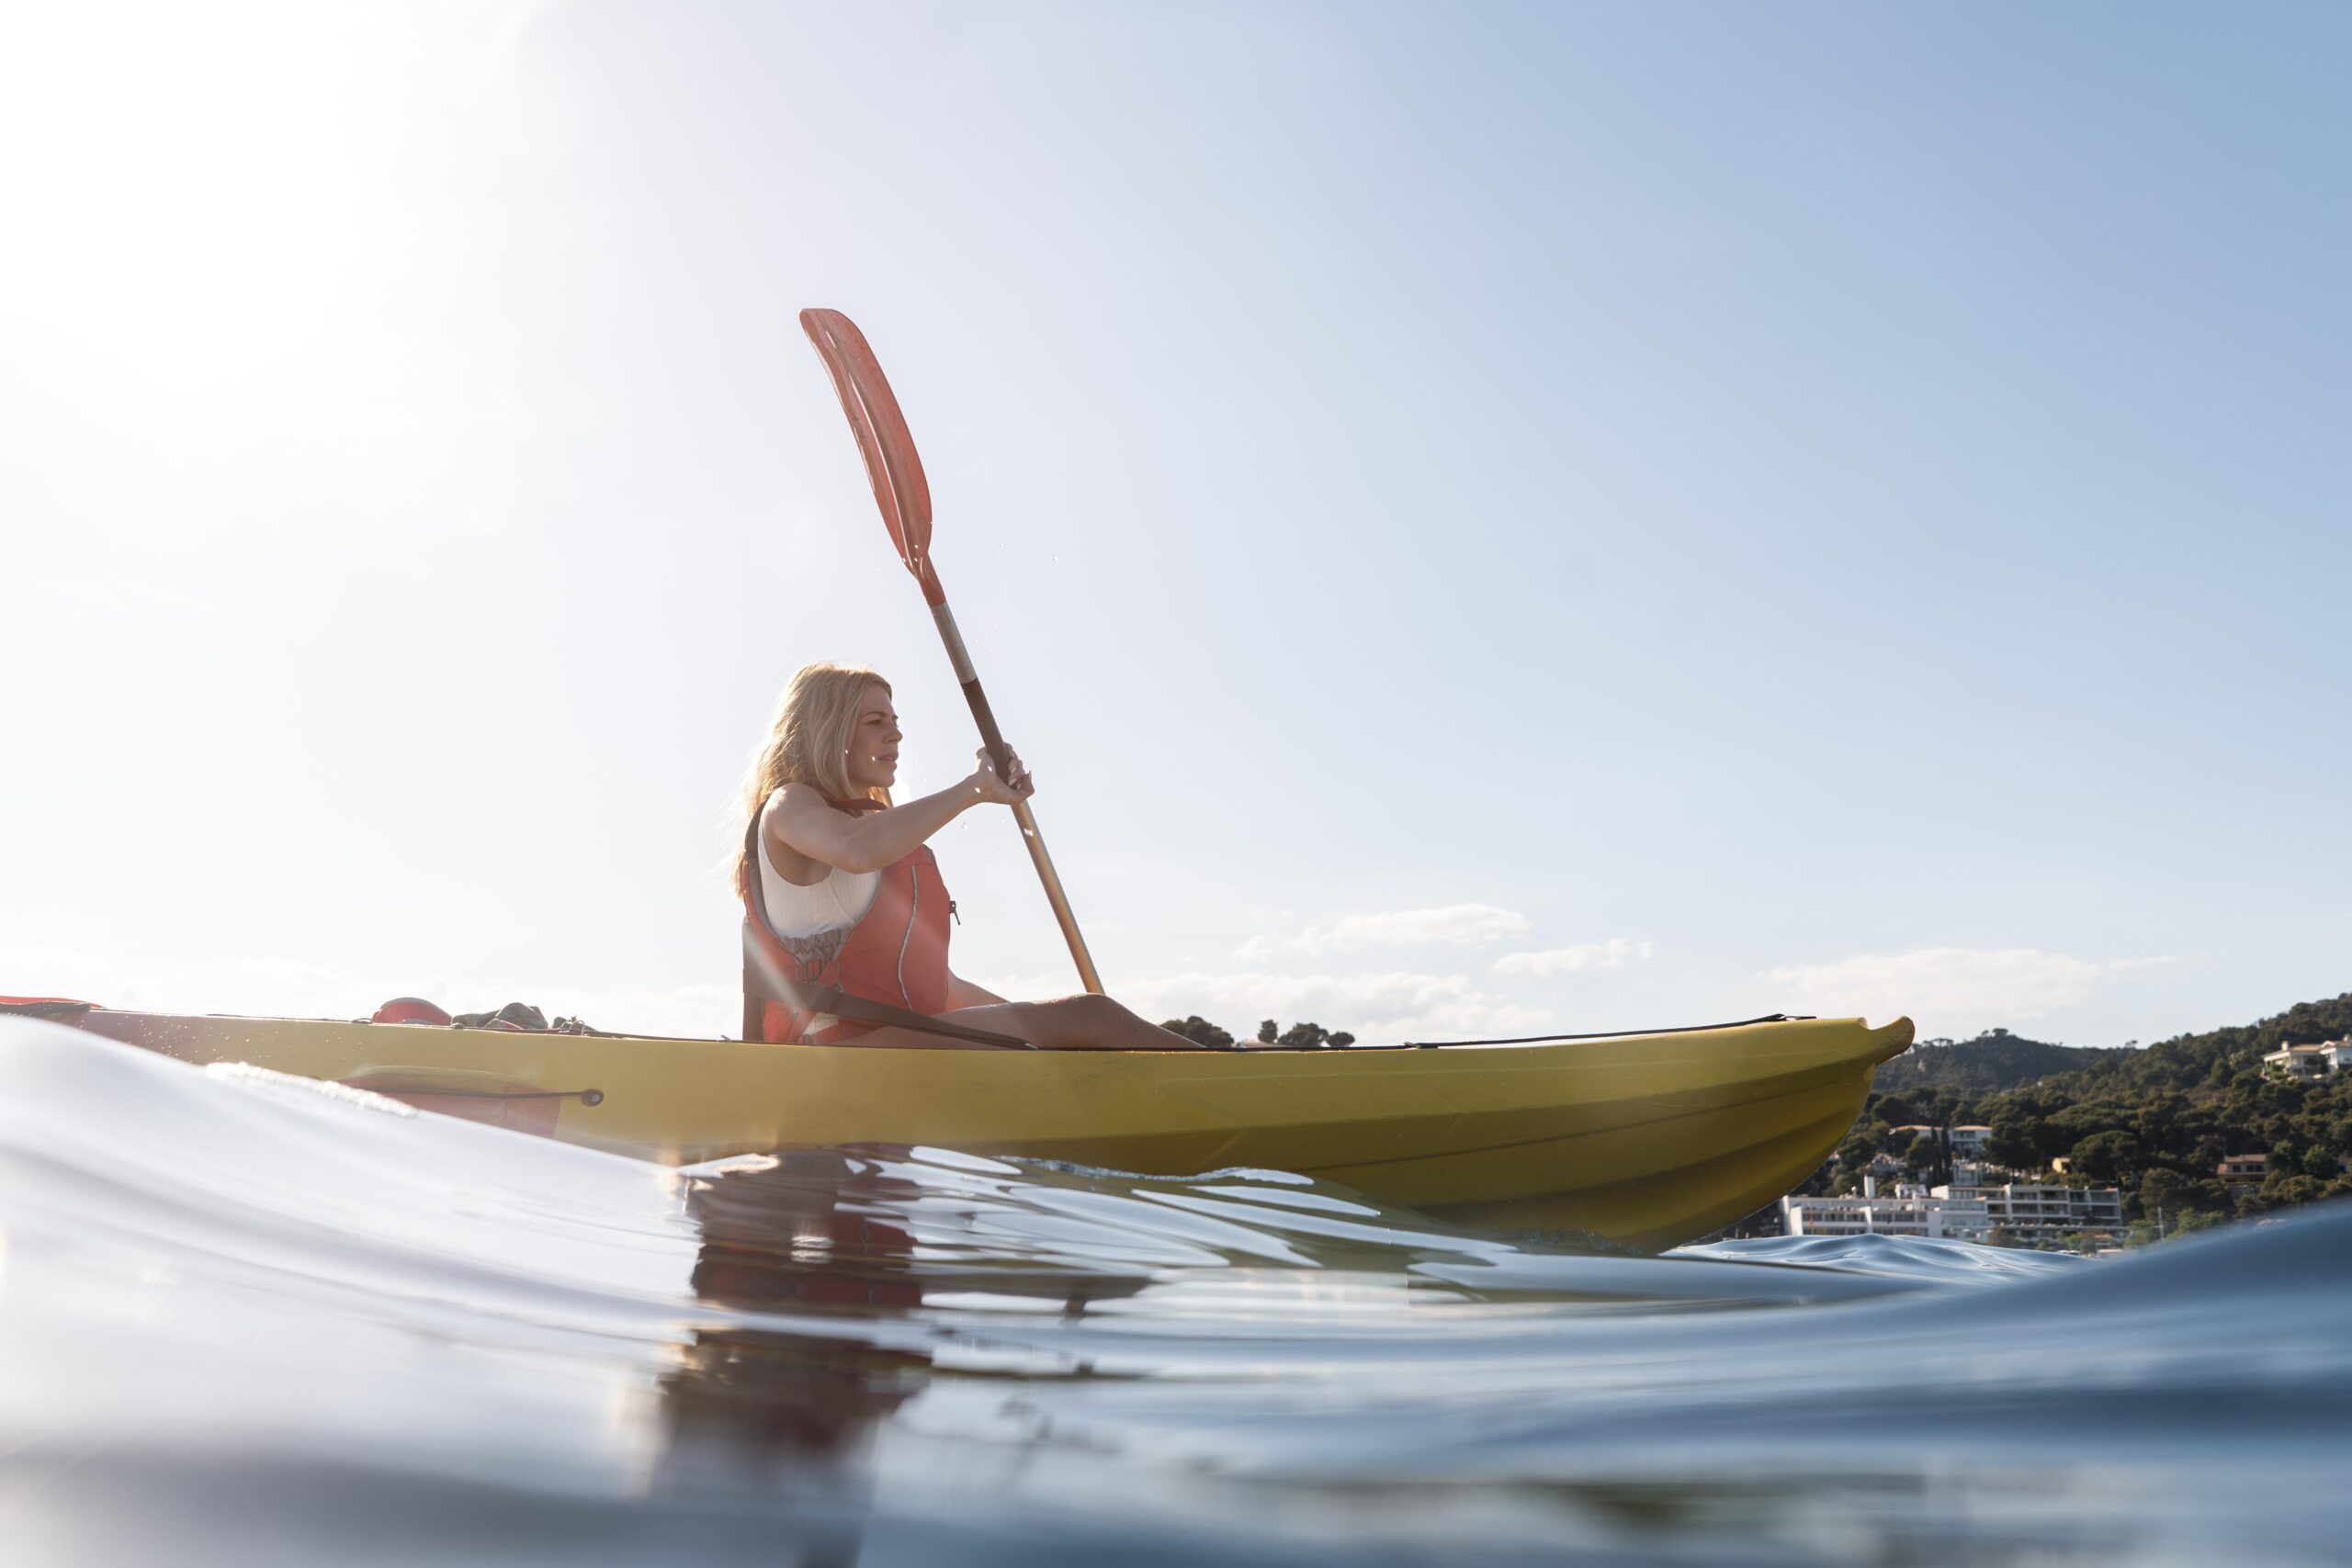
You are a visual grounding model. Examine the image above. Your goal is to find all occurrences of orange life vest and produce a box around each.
[741,795,955,1045]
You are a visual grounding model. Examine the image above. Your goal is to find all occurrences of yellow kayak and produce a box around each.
[59,1008,1912,1251]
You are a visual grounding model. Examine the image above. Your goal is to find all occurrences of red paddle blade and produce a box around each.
[799,309,945,605]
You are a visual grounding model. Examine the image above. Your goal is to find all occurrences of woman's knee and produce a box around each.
[1039,993,1125,1027]
[1027,993,1132,1043]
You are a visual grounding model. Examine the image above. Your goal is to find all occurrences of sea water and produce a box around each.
[1,1016,2346,1566]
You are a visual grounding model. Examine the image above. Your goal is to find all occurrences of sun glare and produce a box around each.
[0,2,562,554]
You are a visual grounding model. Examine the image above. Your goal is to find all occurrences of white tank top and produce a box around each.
[759,835,880,938]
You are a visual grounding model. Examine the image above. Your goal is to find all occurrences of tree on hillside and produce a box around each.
[2069,1129,2140,1184]
[2267,1175,2327,1206]
[1874,1095,1920,1128]
[1161,1016,1235,1049]
[1988,1118,2046,1169]
[2136,1167,2228,1229]
[1270,1021,1357,1050]
[1873,1031,2132,1097]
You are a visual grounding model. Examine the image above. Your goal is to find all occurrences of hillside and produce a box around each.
[1825,992,2352,1234]
[1873,1029,2132,1095]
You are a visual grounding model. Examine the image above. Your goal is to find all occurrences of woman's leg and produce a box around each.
[830,994,1216,1050]
[967,994,1219,1050]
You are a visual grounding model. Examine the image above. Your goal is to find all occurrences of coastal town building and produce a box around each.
[2217,1154,2268,1185]
[1933,1182,2125,1242]
[1779,1184,1991,1240]
[1778,1171,2127,1247]
[2259,1038,2350,1081]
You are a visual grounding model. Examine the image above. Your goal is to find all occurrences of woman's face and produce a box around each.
[843,684,900,792]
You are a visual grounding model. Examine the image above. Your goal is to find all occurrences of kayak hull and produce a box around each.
[60,1010,1912,1251]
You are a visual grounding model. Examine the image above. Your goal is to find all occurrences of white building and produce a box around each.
[1935,1182,2125,1241]
[1780,1182,1992,1240]
[2261,1038,2350,1081]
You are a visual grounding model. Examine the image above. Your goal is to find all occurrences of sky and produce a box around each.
[3,1,2346,1048]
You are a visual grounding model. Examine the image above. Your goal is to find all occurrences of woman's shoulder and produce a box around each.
[766,784,873,838]
[764,781,831,815]
[761,784,820,843]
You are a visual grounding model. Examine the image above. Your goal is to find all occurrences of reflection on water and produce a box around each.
[2,1019,2349,1566]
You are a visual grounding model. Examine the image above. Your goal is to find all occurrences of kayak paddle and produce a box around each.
[798,308,1105,995]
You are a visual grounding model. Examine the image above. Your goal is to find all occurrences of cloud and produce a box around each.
[1763,947,2176,1032]
[982,967,1556,1046]
[1234,904,1530,960]
[1492,938,1654,976]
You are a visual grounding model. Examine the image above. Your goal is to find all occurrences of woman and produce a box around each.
[735,662,1216,1050]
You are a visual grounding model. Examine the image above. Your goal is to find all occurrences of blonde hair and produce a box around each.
[734,662,892,897]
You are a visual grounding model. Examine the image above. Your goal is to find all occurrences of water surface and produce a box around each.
[2,1017,2345,1565]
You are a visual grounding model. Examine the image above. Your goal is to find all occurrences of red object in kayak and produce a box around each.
[0,997,99,1016]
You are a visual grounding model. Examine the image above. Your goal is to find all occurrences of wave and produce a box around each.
[2,1016,2346,1565]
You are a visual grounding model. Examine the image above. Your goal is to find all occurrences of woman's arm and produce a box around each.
[770,750,1031,874]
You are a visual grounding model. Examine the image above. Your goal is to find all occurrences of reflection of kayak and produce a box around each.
[54,1007,1911,1251]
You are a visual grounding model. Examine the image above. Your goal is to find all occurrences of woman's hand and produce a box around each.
[967,747,1035,807]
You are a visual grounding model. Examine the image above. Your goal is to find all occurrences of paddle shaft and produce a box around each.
[929,601,1104,995]
[797,308,1104,997]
